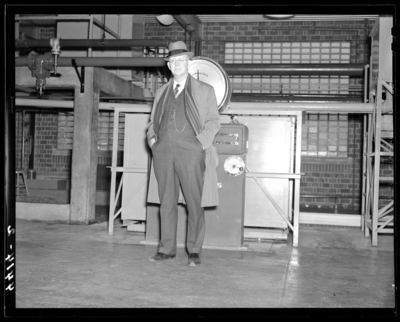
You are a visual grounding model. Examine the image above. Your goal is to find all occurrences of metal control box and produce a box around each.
[214,123,249,155]
[203,123,249,247]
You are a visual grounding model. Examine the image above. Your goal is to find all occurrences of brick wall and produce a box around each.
[15,111,66,177]
[300,114,363,212]
[32,26,56,40]
[57,112,74,150]
[145,23,188,47]
[302,114,349,158]
[379,163,394,209]
[192,21,372,64]
[34,113,60,176]
[15,112,29,170]
[97,112,125,151]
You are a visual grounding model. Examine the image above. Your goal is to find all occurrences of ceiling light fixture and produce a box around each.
[156,14,174,26]
[264,14,295,19]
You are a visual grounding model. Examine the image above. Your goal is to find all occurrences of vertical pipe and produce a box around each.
[372,82,383,246]
[364,113,373,238]
[288,117,295,222]
[116,14,122,77]
[28,112,36,170]
[145,69,149,94]
[293,111,303,247]
[102,14,106,39]
[15,17,20,57]
[334,195,338,213]
[194,41,198,56]
[108,108,120,235]
[364,65,369,102]
[21,110,25,170]
[88,14,94,57]
[351,114,359,211]
[361,114,367,231]
[361,64,369,231]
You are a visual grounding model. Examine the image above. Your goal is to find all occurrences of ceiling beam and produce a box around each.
[173,15,202,40]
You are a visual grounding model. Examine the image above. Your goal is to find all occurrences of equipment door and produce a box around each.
[121,114,151,221]
[220,115,294,229]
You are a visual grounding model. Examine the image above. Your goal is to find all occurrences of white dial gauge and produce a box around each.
[188,56,232,112]
[224,155,245,176]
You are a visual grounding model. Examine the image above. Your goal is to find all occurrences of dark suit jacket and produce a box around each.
[146,74,221,207]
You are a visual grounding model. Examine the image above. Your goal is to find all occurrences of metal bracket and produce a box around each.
[230,114,240,124]
[72,59,85,93]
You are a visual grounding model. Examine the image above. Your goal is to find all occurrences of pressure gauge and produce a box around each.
[224,155,245,176]
[188,56,232,112]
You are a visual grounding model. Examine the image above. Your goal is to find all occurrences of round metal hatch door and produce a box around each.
[188,56,232,112]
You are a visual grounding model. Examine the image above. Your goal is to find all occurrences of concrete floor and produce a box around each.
[14,206,395,314]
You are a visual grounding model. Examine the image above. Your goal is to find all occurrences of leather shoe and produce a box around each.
[188,253,201,266]
[148,252,176,262]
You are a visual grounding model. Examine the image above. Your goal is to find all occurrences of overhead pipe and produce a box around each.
[15,38,170,49]
[15,98,374,114]
[99,94,364,103]
[15,98,150,112]
[15,56,167,67]
[16,99,74,109]
[220,63,366,76]
[16,57,364,74]
[231,93,364,103]
[227,101,374,114]
[15,94,364,105]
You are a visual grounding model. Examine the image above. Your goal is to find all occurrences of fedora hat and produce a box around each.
[164,41,194,61]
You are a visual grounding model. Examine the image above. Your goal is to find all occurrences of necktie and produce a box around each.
[174,84,180,98]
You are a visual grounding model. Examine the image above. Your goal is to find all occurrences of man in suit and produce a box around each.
[146,41,220,266]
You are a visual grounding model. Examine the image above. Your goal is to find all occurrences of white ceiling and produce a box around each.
[145,14,380,24]
[197,15,380,22]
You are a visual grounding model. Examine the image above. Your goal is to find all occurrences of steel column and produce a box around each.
[372,82,383,246]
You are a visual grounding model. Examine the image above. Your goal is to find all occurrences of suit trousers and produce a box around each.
[152,131,206,255]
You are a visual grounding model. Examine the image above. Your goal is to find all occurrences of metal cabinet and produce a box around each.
[121,113,151,222]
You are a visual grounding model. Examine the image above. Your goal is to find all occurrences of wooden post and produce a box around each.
[70,67,99,224]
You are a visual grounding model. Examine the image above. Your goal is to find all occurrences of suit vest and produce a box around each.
[158,84,195,136]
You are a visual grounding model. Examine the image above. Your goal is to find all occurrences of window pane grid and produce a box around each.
[225,42,351,64]
[301,114,348,158]
[57,112,126,151]
[231,75,350,94]
[226,42,351,95]
[225,42,350,158]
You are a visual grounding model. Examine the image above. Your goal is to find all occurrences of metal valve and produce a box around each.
[50,37,61,77]
[27,51,55,97]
